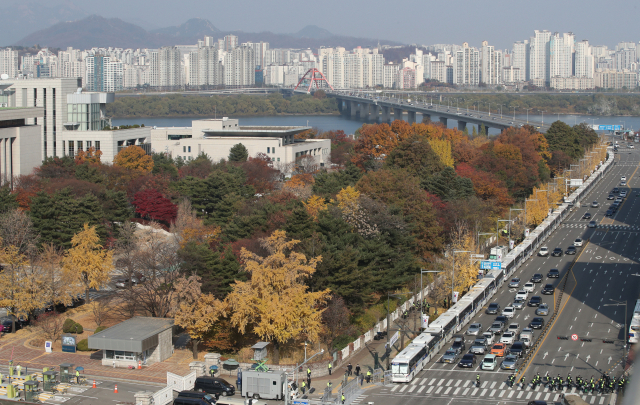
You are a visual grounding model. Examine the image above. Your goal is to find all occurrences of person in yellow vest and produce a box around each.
[366,369,372,383]
[328,362,332,375]
[300,380,306,394]
[327,381,332,390]
[75,370,80,384]
[341,394,345,404]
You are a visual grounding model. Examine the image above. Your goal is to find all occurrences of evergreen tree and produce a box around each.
[75,163,104,183]
[228,143,249,162]
[284,206,315,240]
[0,187,18,214]
[76,193,107,241]
[463,127,469,135]
[312,163,363,197]
[479,124,487,136]
[472,126,478,136]
[151,153,178,178]
[29,189,81,248]
[102,190,132,228]
[422,167,475,201]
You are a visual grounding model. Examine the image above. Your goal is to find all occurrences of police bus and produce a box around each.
[628,299,640,344]
[391,343,428,383]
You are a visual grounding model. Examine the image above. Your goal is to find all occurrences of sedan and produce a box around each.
[459,353,476,368]
[442,348,461,363]
[509,278,521,288]
[615,197,623,203]
[605,209,614,217]
[515,290,528,300]
[500,331,516,345]
[565,246,577,255]
[467,323,482,336]
[621,191,628,198]
[482,354,498,371]
[491,343,508,357]
[486,303,501,314]
[608,194,615,200]
[501,354,519,370]
[591,201,599,208]
[512,299,525,310]
[494,316,508,325]
[588,220,597,228]
[507,323,520,334]
[542,284,554,295]
[488,322,505,335]
[613,187,620,194]
[470,339,488,354]
[115,278,131,288]
[530,274,543,283]
[582,212,592,220]
[528,296,542,307]
[538,247,549,256]
[547,269,559,278]
[551,248,563,257]
[482,332,495,345]
[510,341,526,357]
[536,303,550,316]
[523,282,535,292]
[621,176,627,181]
[502,307,515,319]
[574,238,583,247]
[530,317,545,329]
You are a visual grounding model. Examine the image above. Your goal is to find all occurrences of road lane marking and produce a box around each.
[480,389,487,396]
[453,387,461,395]
[427,386,434,393]
[418,386,425,393]
[399,385,408,392]
[391,386,398,392]
[435,386,443,394]
[489,389,496,396]
[408,386,416,392]
[462,388,470,395]
[471,388,479,395]
[444,387,452,395]
[490,382,496,388]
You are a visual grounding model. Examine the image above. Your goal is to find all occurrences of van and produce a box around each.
[193,377,235,397]
[177,391,216,405]
[173,398,210,405]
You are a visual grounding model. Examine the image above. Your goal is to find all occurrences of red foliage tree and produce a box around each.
[132,189,177,225]
[126,174,171,202]
[241,153,279,193]
[455,163,514,208]
[12,174,43,210]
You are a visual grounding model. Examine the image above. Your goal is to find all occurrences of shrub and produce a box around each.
[62,319,83,334]
[76,339,91,351]
[94,326,107,334]
[74,323,84,334]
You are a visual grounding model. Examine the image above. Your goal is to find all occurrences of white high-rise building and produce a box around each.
[480,41,502,85]
[574,40,594,78]
[0,48,19,78]
[223,46,255,87]
[223,35,238,52]
[317,47,384,89]
[383,63,399,88]
[188,46,223,87]
[150,47,182,87]
[550,32,575,78]
[453,42,479,86]
[512,40,530,81]
[529,30,551,86]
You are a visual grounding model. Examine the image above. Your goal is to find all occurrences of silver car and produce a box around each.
[501,354,518,370]
[509,278,520,288]
[500,331,516,345]
[470,338,488,354]
[536,303,550,316]
[512,299,525,310]
[442,348,461,363]
[467,323,482,335]
[489,322,504,335]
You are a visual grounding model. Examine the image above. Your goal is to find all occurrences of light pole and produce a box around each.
[524,108,532,123]
[487,102,492,116]
[452,250,472,305]
[512,106,517,121]
[420,269,443,325]
[477,232,494,249]
[295,348,324,388]
[604,299,628,352]
[540,110,547,126]
[385,292,410,369]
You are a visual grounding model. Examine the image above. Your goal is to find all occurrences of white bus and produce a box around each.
[628,300,640,344]
[391,343,428,383]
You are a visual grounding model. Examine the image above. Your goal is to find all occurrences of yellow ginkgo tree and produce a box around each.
[226,230,331,364]
[62,224,114,303]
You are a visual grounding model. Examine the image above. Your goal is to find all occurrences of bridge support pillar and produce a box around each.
[381,106,391,122]
[439,117,448,126]
[393,108,404,121]
[422,114,431,123]
[458,120,467,131]
[350,101,358,118]
[407,111,416,124]
[360,103,370,120]
[337,100,344,114]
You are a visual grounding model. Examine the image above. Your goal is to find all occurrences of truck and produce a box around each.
[242,370,287,400]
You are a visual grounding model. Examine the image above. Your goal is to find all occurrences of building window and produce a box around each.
[87,141,92,148]
[183,146,186,153]
[188,146,191,153]
[272,158,275,161]
[277,158,280,162]
[267,147,270,153]
[68,141,75,157]
[95,141,101,151]
[272,147,276,154]
[77,141,83,152]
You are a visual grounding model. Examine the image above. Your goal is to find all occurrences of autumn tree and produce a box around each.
[133,188,178,225]
[0,209,39,256]
[113,145,154,174]
[228,143,249,162]
[428,138,454,167]
[226,230,331,364]
[74,147,102,165]
[0,187,18,214]
[62,224,114,303]
[303,195,328,220]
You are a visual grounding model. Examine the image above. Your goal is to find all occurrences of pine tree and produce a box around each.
[472,126,478,136]
[463,127,469,135]
[479,124,487,136]
[76,193,107,242]
[0,187,18,214]
[228,143,249,162]
[30,189,80,249]
[102,190,132,228]
[285,206,315,240]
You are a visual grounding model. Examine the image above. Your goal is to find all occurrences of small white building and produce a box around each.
[151,118,331,175]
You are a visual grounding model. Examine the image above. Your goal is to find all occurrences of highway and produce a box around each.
[356,142,639,405]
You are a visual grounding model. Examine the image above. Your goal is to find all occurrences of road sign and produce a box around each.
[595,125,622,131]
[293,400,310,405]
[571,334,578,341]
[389,331,399,346]
[480,260,502,270]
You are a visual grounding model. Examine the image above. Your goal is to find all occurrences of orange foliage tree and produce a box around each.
[113,145,154,174]
[74,147,102,165]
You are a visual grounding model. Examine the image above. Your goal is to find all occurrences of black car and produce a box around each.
[582,212,592,220]
[551,248,563,257]
[486,303,501,314]
[531,274,543,283]
[530,317,545,329]
[566,246,577,255]
[528,296,542,307]
[459,353,476,368]
[494,316,508,325]
[547,269,560,278]
[193,377,235,397]
[608,194,615,200]
[613,187,620,193]
[0,315,25,333]
[177,391,217,405]
[510,341,526,357]
[542,284,554,295]
[451,336,466,351]
[606,210,614,216]
[173,398,212,405]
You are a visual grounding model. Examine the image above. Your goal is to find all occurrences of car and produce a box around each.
[621,176,627,181]
[486,303,501,314]
[613,187,620,193]
[621,191,628,198]
[588,220,597,228]
[482,332,495,345]
[538,247,549,256]
[542,284,554,295]
[482,354,498,370]
[502,307,515,319]
[458,353,476,368]
[115,278,131,288]
[582,212,592,220]
[523,282,535,292]
[520,327,534,341]
[177,391,217,405]
[512,299,525,310]
[507,323,520,334]
[131,273,146,284]
[528,296,542,307]
[551,248,563,257]
[500,331,516,345]
[470,338,488,354]
[566,246,577,255]
[509,278,521,288]
[530,274,543,283]
[510,341,526,357]
[574,238,583,247]
[494,316,508,325]
[193,377,236,397]
[515,290,528,300]
[442,348,462,363]
[467,323,482,336]
[615,197,623,203]
[530,317,545,329]
[491,343,508,357]
[591,201,599,208]
[451,336,466,351]
[547,269,559,278]
[605,209,614,217]
[608,194,615,200]
[501,354,518,370]
[536,303,550,316]
[630,145,635,149]
[488,322,505,335]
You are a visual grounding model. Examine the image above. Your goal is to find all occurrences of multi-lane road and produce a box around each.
[355,143,639,405]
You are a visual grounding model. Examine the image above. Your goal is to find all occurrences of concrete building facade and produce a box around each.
[0,107,43,185]
[529,30,551,86]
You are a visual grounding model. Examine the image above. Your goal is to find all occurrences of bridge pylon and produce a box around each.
[294,68,334,93]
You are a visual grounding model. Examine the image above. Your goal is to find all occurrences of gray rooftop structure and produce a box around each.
[88,317,174,353]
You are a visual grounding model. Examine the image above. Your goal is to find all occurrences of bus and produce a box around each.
[628,300,640,344]
[391,344,428,383]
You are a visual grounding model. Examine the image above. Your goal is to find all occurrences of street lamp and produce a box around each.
[524,108,532,123]
[477,232,494,249]
[604,299,628,351]
[539,110,547,126]
[512,106,517,121]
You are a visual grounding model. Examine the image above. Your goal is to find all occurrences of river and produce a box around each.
[112,113,639,136]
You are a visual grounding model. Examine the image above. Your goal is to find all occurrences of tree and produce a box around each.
[422,167,475,201]
[384,136,445,177]
[303,195,328,220]
[178,241,244,298]
[133,189,178,225]
[29,189,83,249]
[228,143,249,162]
[74,147,102,165]
[113,145,154,174]
[428,139,455,167]
[544,121,583,160]
[0,187,18,214]
[0,209,39,256]
[35,312,65,342]
[226,230,331,364]
[62,224,114,303]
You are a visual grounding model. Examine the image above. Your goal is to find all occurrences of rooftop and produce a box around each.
[88,317,174,352]
[202,125,312,139]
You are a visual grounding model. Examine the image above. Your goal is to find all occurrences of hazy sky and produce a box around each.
[33,0,639,49]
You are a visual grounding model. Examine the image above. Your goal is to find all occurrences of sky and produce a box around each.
[21,0,640,49]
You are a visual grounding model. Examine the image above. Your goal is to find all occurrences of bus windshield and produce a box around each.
[392,363,409,374]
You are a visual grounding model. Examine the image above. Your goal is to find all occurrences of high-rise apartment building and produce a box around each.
[317,47,384,89]
[512,41,529,81]
[383,63,399,88]
[0,48,19,78]
[223,35,238,52]
[188,45,223,87]
[574,40,594,78]
[480,41,502,85]
[529,30,551,86]
[150,47,182,88]
[453,43,479,86]
[550,32,575,78]
[223,46,255,87]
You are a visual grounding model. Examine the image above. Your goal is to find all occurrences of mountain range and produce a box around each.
[11,14,401,50]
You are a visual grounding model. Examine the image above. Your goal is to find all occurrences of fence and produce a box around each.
[167,371,196,392]
[152,386,173,405]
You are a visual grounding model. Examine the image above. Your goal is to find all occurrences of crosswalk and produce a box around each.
[380,378,609,404]
[350,393,368,404]
[560,223,640,231]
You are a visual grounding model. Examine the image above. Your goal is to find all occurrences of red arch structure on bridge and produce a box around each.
[294,68,334,92]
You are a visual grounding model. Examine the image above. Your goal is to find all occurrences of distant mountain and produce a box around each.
[14,15,403,50]
[150,18,220,39]
[1,0,88,46]
[293,25,333,40]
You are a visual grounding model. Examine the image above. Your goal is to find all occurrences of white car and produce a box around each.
[523,282,535,292]
[502,307,515,319]
[482,332,495,345]
[621,191,627,198]
[621,176,627,181]
[574,238,583,247]
[591,201,599,208]
[507,323,520,334]
[630,144,635,149]
[515,290,529,300]
[500,331,516,345]
[538,247,549,256]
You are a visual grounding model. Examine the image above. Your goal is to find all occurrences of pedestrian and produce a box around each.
[426,303,430,314]
[75,369,80,384]
[359,374,364,386]
[355,364,361,376]
[347,363,352,376]
[341,394,345,404]
[328,362,332,375]
[327,381,332,390]
[366,370,372,383]
[301,381,306,394]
